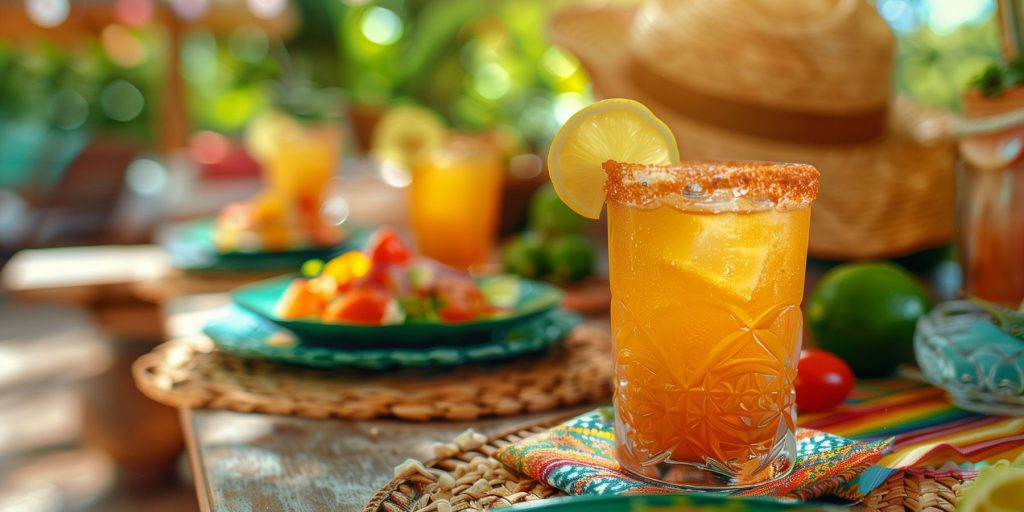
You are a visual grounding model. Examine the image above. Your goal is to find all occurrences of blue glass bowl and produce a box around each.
[914,300,1024,416]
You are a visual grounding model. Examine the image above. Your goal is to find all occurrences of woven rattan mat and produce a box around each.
[133,325,611,421]
[364,419,973,512]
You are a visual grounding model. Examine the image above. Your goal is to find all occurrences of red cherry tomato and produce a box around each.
[366,227,412,266]
[438,301,477,323]
[321,287,391,325]
[795,349,855,413]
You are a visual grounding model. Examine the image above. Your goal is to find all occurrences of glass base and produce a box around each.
[615,439,796,490]
[950,393,1024,417]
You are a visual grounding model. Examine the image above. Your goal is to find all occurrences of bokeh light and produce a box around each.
[181,31,218,85]
[25,0,69,28]
[361,7,403,46]
[540,46,578,81]
[925,0,991,34]
[877,0,917,33]
[320,178,351,225]
[48,89,89,130]
[170,0,209,21]
[509,153,543,180]
[101,25,146,67]
[473,62,510,100]
[125,158,168,196]
[189,131,230,165]
[378,159,412,188]
[246,0,286,20]
[213,88,266,130]
[115,0,154,26]
[100,80,145,122]
[553,92,586,125]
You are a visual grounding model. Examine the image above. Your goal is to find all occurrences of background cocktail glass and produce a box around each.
[237,113,345,251]
[409,135,504,268]
[606,161,817,488]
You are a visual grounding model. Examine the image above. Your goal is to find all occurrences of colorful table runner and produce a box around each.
[495,379,1024,501]
[799,379,1024,494]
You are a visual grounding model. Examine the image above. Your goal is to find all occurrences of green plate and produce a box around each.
[231,274,565,348]
[158,218,369,273]
[511,494,843,512]
[204,305,579,370]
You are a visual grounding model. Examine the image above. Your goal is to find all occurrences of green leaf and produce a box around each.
[969,64,1006,97]
[968,295,1024,341]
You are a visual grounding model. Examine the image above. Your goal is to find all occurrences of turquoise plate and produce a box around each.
[158,218,370,273]
[231,274,566,349]
[203,305,580,370]
[511,494,842,512]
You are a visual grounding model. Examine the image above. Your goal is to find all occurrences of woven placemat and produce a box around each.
[132,325,611,421]
[363,419,974,512]
[860,469,971,512]
[365,417,567,512]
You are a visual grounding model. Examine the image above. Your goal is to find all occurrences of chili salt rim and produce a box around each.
[603,160,820,209]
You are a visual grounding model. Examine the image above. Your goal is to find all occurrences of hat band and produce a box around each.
[629,59,887,145]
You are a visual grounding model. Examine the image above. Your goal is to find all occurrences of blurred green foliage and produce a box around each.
[0,33,157,138]
[870,0,1001,109]
[180,28,280,132]
[327,0,592,147]
[0,0,1008,146]
[894,19,1001,109]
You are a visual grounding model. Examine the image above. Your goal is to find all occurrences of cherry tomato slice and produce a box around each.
[366,227,412,266]
[438,302,477,323]
[795,349,855,413]
[321,287,391,325]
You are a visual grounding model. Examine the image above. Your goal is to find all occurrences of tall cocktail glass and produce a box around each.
[604,160,819,488]
[410,136,503,268]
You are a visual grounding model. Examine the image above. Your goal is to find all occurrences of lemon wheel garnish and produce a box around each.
[957,462,1024,512]
[372,104,447,169]
[547,98,679,219]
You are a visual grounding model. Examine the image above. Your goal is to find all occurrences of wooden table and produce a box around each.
[182,406,585,511]
[161,292,589,511]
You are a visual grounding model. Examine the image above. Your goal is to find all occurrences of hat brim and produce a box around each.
[549,6,954,259]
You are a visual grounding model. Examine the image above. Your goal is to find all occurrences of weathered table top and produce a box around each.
[181,406,587,512]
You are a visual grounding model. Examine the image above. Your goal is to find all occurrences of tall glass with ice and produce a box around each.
[604,160,819,488]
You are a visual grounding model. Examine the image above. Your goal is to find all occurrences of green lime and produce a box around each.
[807,262,932,377]
[545,234,595,284]
[501,233,547,279]
[528,184,587,236]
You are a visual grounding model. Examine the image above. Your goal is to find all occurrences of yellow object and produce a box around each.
[546,98,678,219]
[958,453,1024,512]
[410,136,504,268]
[322,251,371,284]
[372,104,447,169]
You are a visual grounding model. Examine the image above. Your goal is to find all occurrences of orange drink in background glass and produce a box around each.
[409,136,504,268]
[604,160,819,488]
[263,122,341,219]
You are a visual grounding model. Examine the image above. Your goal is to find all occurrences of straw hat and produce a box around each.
[551,0,955,259]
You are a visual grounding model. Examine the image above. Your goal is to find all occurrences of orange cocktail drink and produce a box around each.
[410,136,503,268]
[605,160,819,488]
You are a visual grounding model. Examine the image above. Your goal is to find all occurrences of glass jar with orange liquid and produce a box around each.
[958,90,1024,307]
[409,135,504,268]
[604,160,819,488]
